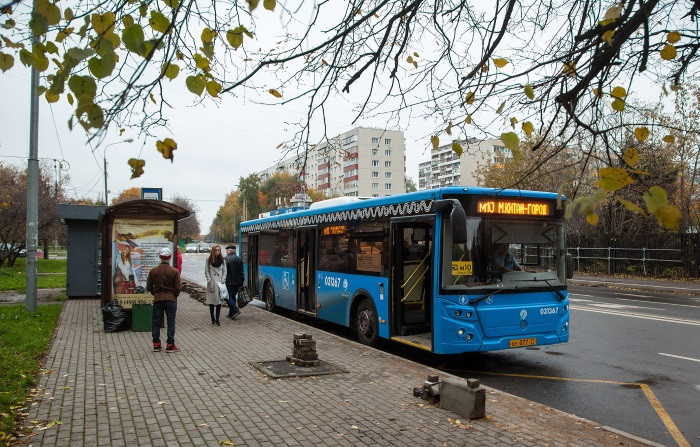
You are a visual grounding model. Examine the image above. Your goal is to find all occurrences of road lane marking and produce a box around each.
[570,305,700,326]
[570,293,700,309]
[441,368,691,447]
[639,384,690,447]
[658,353,700,363]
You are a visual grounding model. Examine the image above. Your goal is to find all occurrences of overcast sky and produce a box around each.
[0,63,442,235]
[0,3,672,235]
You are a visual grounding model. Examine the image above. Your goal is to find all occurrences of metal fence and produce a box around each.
[566,232,700,277]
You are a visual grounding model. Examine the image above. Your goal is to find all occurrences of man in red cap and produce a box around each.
[147,247,182,352]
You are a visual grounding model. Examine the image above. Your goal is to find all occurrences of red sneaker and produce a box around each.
[165,343,180,353]
[153,342,162,352]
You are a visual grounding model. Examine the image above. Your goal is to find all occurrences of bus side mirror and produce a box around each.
[430,199,467,244]
[565,253,574,279]
[450,205,467,244]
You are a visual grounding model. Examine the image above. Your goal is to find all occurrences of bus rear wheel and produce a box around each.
[355,299,378,346]
[264,283,275,312]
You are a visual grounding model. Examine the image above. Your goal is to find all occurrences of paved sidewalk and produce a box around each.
[570,274,700,296]
[19,295,655,447]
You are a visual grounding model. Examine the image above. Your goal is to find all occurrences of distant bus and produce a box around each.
[239,187,572,354]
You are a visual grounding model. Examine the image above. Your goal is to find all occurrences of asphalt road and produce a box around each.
[182,253,699,446]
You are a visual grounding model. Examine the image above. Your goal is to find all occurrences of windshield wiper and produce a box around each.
[468,288,504,307]
[537,278,566,302]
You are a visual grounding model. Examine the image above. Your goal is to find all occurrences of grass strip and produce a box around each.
[0,303,63,440]
[0,260,67,293]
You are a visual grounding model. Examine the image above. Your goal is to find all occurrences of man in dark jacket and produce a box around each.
[224,245,244,319]
[147,247,182,352]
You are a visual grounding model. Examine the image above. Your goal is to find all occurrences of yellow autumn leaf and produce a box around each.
[623,148,638,167]
[592,88,604,97]
[127,158,145,179]
[660,44,676,61]
[654,205,681,230]
[522,121,533,136]
[662,134,675,143]
[602,30,615,44]
[597,167,635,191]
[611,99,625,112]
[464,114,472,124]
[493,58,508,68]
[634,127,649,142]
[406,55,414,64]
[465,91,475,105]
[643,186,667,214]
[586,213,599,225]
[430,135,439,150]
[610,86,627,99]
[156,138,177,162]
[500,132,519,152]
[445,122,452,136]
[452,141,463,157]
[496,101,505,114]
[604,4,622,20]
[268,88,282,98]
[524,84,534,100]
[563,62,576,77]
[667,31,681,43]
[615,198,645,215]
[510,117,518,128]
[669,84,681,92]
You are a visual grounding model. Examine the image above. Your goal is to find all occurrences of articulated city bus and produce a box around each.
[239,187,572,354]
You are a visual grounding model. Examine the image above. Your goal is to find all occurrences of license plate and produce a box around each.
[509,337,537,348]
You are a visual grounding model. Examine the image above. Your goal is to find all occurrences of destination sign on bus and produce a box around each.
[477,200,551,216]
[322,225,346,235]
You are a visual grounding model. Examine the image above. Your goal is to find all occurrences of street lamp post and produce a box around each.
[103,139,133,204]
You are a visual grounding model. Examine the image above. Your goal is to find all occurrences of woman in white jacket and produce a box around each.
[204,244,227,326]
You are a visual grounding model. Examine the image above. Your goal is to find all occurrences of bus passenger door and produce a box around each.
[247,233,260,297]
[296,227,316,313]
[390,218,434,347]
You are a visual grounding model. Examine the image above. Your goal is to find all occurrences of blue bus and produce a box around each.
[239,187,572,354]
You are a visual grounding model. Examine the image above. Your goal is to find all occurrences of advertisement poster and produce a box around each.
[111,219,174,309]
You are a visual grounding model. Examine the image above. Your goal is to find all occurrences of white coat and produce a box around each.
[204,260,227,305]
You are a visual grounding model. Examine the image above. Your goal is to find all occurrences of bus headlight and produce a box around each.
[466,311,472,318]
[455,310,461,316]
[457,329,465,336]
[563,304,569,312]
[562,321,569,333]
[466,333,473,341]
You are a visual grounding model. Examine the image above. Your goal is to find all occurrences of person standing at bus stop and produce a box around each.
[147,247,182,353]
[224,245,244,320]
[205,244,227,326]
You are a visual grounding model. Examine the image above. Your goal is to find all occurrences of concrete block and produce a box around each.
[439,377,485,419]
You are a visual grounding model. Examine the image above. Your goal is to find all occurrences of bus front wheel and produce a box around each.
[264,283,275,312]
[355,299,378,346]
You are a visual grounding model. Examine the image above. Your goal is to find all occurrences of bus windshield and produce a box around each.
[442,216,566,291]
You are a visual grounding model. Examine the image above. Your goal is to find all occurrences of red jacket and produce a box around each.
[175,248,182,273]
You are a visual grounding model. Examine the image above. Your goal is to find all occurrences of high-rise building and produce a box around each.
[418,138,510,189]
[258,127,406,197]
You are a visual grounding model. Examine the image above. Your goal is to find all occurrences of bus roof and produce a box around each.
[240,186,561,228]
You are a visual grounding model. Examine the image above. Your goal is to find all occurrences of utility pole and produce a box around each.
[26,20,40,312]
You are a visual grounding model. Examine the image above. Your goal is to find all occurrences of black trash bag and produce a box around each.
[102,301,128,333]
[237,286,252,309]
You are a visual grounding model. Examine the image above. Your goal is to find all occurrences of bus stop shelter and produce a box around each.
[99,200,190,307]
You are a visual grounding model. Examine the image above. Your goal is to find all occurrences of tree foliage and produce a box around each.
[210,190,240,243]
[259,172,304,212]
[110,186,141,204]
[170,194,200,242]
[2,0,698,228]
[0,162,64,266]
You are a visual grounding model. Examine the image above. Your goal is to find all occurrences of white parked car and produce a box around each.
[185,243,198,253]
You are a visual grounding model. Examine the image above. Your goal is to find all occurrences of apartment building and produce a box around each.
[258,127,406,198]
[418,138,509,189]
